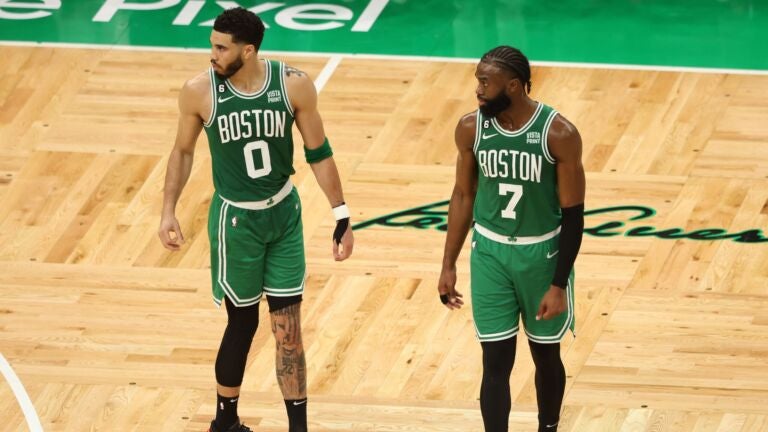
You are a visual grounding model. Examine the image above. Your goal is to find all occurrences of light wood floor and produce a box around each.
[1,46,767,432]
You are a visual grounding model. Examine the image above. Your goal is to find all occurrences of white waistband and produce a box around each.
[220,180,293,210]
[474,223,561,245]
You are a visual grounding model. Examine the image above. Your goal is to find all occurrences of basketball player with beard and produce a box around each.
[158,7,354,432]
[438,46,586,432]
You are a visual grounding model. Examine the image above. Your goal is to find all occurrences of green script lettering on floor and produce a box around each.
[351,201,768,244]
[1,1,767,70]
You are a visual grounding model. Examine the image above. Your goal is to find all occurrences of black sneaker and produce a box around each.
[208,419,252,432]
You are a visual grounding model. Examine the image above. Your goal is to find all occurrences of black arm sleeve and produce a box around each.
[552,203,584,289]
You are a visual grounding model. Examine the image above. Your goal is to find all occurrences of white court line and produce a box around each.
[352,0,390,32]
[0,353,43,432]
[313,55,343,93]
[1,40,768,76]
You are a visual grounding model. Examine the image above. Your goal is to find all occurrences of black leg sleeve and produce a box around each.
[528,341,566,431]
[480,336,517,432]
[215,297,260,387]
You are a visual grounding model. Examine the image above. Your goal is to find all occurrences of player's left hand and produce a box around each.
[536,285,567,320]
[333,223,354,261]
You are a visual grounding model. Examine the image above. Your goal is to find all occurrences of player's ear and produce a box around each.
[506,77,520,95]
[243,43,256,59]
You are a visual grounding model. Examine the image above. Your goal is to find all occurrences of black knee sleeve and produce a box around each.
[267,294,302,313]
[480,336,517,432]
[215,297,260,387]
[528,341,566,431]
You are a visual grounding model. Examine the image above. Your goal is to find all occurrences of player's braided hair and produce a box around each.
[481,46,532,94]
[213,7,265,50]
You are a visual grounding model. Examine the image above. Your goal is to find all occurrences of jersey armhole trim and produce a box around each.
[203,67,217,128]
[472,110,482,153]
[279,62,295,117]
[542,110,558,164]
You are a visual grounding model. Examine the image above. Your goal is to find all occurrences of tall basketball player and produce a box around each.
[438,46,585,432]
[158,8,354,432]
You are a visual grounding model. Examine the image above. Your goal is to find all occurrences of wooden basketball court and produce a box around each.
[0,45,766,431]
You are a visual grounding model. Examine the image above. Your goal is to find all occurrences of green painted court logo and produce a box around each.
[0,0,387,31]
[0,0,390,50]
[352,201,768,243]
[1,0,766,70]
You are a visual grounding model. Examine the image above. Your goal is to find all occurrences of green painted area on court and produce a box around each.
[0,0,766,70]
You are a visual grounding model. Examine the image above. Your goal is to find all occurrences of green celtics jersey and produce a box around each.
[203,59,295,202]
[473,103,561,237]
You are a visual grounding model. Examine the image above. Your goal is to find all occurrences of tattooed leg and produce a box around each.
[270,302,307,399]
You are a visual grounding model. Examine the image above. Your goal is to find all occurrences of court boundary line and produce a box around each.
[0,353,43,432]
[314,55,343,92]
[1,40,768,76]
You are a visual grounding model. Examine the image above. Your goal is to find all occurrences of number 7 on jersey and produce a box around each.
[499,183,523,219]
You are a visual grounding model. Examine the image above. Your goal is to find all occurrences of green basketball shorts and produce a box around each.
[208,186,305,307]
[470,226,575,344]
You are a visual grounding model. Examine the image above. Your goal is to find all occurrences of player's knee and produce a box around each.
[481,336,517,377]
[267,294,302,313]
[528,341,562,369]
[269,297,303,343]
[225,298,260,335]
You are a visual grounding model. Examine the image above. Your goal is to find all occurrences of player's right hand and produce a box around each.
[437,266,464,310]
[158,214,185,251]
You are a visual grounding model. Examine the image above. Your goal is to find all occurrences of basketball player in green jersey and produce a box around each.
[158,8,353,432]
[438,46,585,432]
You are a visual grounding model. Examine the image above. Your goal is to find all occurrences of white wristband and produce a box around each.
[332,203,350,221]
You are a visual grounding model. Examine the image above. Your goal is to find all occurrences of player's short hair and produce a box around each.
[213,7,265,51]
[481,46,532,94]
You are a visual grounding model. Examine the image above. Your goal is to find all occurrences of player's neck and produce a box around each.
[227,57,266,93]
[496,97,538,131]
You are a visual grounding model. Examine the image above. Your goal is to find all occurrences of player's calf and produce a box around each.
[529,341,565,432]
[270,298,308,431]
[480,336,518,432]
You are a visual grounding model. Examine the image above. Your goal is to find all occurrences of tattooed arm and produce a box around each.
[284,65,307,78]
[285,63,354,261]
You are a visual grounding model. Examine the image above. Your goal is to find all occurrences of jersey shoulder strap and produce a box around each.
[273,60,295,117]
[472,109,485,153]
[204,67,224,128]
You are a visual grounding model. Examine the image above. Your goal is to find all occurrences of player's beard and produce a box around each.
[213,56,244,79]
[478,92,512,118]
